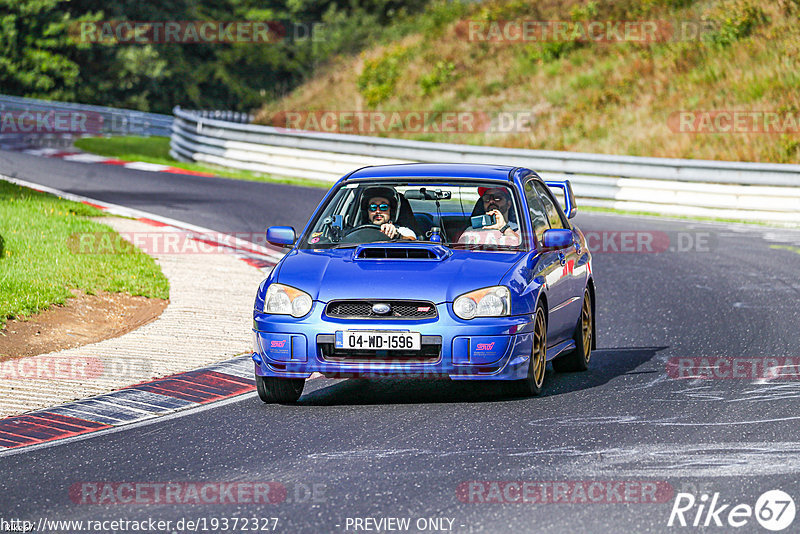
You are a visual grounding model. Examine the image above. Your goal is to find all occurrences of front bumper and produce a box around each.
[252,302,534,380]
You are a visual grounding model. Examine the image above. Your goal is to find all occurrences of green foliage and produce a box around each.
[1,0,436,112]
[779,0,800,14]
[705,1,768,47]
[569,1,599,22]
[0,0,90,99]
[525,41,582,65]
[780,135,800,160]
[419,60,455,95]
[357,46,410,107]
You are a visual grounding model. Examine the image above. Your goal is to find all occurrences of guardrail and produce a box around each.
[170,106,800,225]
[0,94,173,150]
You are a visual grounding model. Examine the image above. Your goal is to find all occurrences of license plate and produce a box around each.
[335,331,421,351]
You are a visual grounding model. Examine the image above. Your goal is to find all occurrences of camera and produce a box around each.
[471,214,496,229]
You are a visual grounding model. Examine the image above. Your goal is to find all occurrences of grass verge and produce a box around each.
[0,180,170,326]
[74,136,330,189]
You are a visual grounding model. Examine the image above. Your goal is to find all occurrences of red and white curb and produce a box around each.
[0,356,255,452]
[21,147,216,177]
[0,355,326,454]
[0,175,287,269]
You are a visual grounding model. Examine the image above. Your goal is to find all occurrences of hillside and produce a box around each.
[255,0,800,163]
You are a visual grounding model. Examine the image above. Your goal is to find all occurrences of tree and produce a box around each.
[0,0,83,100]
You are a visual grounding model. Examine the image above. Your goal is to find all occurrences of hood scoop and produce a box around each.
[354,243,452,261]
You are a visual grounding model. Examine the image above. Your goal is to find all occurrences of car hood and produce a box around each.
[275,246,525,303]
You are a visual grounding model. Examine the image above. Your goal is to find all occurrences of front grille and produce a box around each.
[325,300,437,320]
[317,334,442,363]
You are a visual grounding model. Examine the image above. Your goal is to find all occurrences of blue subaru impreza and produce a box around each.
[253,163,595,403]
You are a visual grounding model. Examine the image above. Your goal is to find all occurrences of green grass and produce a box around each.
[74,136,330,189]
[0,181,170,325]
[770,244,800,255]
[75,136,173,161]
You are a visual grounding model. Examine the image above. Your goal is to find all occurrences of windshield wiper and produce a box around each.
[449,243,522,251]
[449,243,484,250]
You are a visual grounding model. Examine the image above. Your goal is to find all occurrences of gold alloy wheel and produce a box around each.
[581,291,592,363]
[532,308,547,387]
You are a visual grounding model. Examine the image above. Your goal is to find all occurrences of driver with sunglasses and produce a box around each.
[362,187,416,241]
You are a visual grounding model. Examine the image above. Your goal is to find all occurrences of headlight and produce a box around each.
[264,283,313,317]
[453,286,510,319]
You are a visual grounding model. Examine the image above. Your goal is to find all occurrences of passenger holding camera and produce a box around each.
[458,187,521,247]
[476,187,520,240]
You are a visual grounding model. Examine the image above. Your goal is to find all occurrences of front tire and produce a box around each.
[256,374,304,404]
[553,288,592,372]
[509,303,547,397]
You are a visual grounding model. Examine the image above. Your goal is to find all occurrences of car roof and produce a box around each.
[345,163,520,181]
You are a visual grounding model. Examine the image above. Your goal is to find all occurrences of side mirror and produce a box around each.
[545,180,577,219]
[542,229,573,249]
[266,226,296,247]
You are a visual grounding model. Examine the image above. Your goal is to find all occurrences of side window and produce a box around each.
[533,182,566,230]
[524,180,550,245]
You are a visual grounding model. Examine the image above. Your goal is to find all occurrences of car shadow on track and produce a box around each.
[296,346,668,406]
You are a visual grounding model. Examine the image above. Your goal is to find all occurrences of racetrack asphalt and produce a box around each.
[2,148,800,533]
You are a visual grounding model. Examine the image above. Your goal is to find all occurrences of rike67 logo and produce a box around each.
[668,490,796,531]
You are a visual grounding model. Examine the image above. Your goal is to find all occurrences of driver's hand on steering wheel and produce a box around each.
[380,222,399,239]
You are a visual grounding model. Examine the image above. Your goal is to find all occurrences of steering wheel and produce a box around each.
[340,224,397,243]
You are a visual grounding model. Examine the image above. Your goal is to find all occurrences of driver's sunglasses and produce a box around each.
[368,203,390,212]
[482,194,505,202]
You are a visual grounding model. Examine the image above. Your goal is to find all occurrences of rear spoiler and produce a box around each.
[545,180,577,219]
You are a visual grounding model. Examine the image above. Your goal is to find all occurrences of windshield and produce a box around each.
[298,180,528,251]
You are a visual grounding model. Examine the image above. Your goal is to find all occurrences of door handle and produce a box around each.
[558,252,566,266]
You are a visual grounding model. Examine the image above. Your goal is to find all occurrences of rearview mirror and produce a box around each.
[266,226,295,246]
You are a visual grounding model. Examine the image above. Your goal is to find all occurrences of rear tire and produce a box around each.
[256,374,304,404]
[553,288,592,372]
[509,303,547,397]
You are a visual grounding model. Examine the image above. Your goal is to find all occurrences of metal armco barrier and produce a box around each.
[0,94,173,150]
[170,107,800,225]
